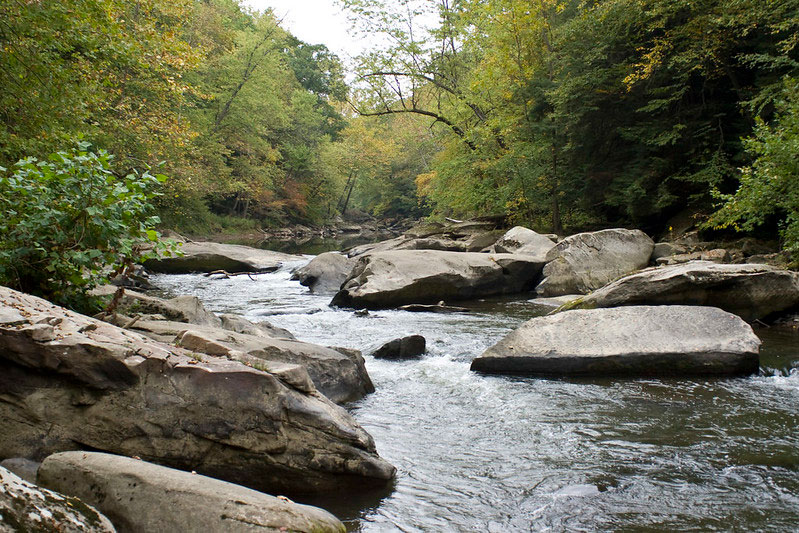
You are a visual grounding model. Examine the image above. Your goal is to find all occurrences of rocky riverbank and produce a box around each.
[2,218,798,531]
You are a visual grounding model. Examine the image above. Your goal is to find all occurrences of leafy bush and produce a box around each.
[706,77,799,262]
[0,143,172,310]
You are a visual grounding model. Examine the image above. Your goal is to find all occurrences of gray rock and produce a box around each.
[0,465,115,532]
[104,318,373,404]
[537,229,655,296]
[332,250,546,309]
[291,252,356,293]
[218,314,295,340]
[655,248,731,266]
[568,261,799,322]
[651,242,689,262]
[144,242,302,274]
[373,336,427,360]
[0,458,40,484]
[471,306,760,377]
[93,286,222,327]
[0,286,395,495]
[494,226,557,259]
[38,452,345,533]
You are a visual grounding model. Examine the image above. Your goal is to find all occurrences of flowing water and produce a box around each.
[151,259,799,532]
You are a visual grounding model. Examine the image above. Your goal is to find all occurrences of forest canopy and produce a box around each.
[1,0,798,253]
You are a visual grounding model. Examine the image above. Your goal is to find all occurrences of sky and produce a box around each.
[241,0,369,59]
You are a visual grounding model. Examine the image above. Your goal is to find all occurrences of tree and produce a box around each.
[706,77,799,259]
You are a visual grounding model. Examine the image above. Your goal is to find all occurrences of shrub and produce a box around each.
[0,142,173,311]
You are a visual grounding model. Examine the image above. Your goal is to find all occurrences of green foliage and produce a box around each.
[0,143,172,310]
[706,78,799,258]
[343,0,799,242]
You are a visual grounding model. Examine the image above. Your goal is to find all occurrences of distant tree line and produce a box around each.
[342,0,799,254]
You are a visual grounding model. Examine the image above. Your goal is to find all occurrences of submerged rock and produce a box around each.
[471,306,760,377]
[144,241,302,274]
[291,252,356,294]
[0,286,395,496]
[38,452,345,533]
[568,261,799,322]
[537,229,655,296]
[372,335,427,360]
[331,250,545,309]
[0,465,115,532]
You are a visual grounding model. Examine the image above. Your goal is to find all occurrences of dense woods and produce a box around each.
[0,0,797,254]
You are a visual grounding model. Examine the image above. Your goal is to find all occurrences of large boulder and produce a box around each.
[38,452,345,533]
[537,229,655,296]
[493,226,556,259]
[119,319,374,404]
[0,465,115,532]
[0,286,395,496]
[567,261,799,322]
[291,252,356,294]
[471,306,760,377]
[144,242,302,274]
[331,250,546,309]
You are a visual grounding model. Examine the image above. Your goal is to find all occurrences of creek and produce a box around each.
[152,257,799,532]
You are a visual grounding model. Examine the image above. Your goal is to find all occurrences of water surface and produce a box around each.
[152,263,799,532]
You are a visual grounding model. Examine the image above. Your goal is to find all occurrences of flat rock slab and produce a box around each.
[332,250,546,310]
[0,465,115,532]
[38,452,345,533]
[144,242,302,273]
[570,261,799,321]
[537,229,654,296]
[471,306,760,377]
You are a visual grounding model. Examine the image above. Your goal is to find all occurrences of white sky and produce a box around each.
[241,0,369,59]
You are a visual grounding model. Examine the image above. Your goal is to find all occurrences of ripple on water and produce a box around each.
[150,266,799,532]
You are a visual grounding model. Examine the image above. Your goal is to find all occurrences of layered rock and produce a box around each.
[0,286,395,496]
[566,261,799,322]
[471,306,760,377]
[0,465,115,532]
[38,452,345,533]
[347,220,504,257]
[291,252,355,294]
[537,229,655,296]
[117,318,374,404]
[493,226,556,259]
[331,250,546,309]
[144,242,302,274]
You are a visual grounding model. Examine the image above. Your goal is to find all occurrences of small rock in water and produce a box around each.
[373,335,427,360]
[354,309,370,317]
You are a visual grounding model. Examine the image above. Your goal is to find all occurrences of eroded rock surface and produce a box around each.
[537,229,655,296]
[568,261,799,321]
[332,250,545,309]
[38,452,345,533]
[144,242,302,274]
[0,465,115,532]
[471,306,760,377]
[0,286,395,496]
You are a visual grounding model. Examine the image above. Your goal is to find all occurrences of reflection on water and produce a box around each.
[151,263,799,532]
